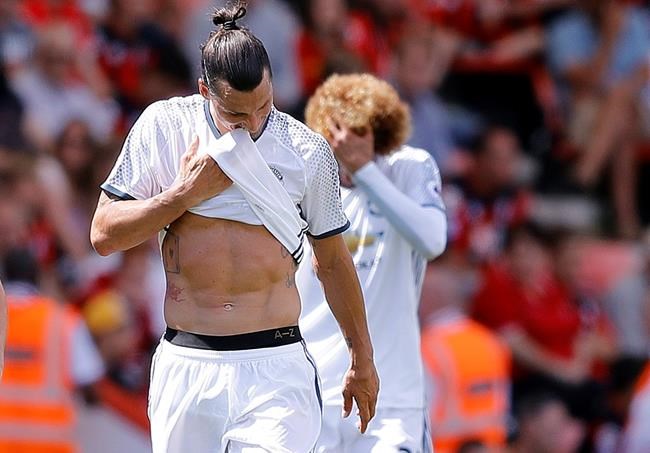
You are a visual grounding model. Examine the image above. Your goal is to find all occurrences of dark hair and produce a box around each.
[200,3,272,94]
[0,64,28,152]
[4,248,40,286]
[503,221,552,252]
[514,392,563,422]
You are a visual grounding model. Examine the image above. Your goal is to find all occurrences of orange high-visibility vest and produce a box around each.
[0,294,77,453]
[421,315,510,453]
[633,363,650,396]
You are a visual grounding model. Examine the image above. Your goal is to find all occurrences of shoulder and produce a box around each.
[140,94,203,129]
[389,145,437,164]
[387,145,441,177]
[267,108,333,161]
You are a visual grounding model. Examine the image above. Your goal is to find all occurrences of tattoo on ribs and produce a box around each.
[166,281,184,303]
[163,231,180,273]
[345,337,353,348]
[285,272,295,288]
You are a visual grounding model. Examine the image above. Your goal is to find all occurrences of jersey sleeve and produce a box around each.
[300,136,350,238]
[100,102,168,200]
[399,151,446,211]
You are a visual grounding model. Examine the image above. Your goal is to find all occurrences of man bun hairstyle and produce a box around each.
[200,2,272,94]
[212,4,246,30]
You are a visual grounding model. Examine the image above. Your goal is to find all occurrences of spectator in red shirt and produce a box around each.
[444,126,531,264]
[22,0,95,46]
[96,0,192,125]
[295,0,387,97]
[472,223,615,421]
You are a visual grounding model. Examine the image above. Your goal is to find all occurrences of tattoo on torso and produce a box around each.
[285,272,295,288]
[166,281,185,303]
[281,245,297,288]
[163,231,180,274]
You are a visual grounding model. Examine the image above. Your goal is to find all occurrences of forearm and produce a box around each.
[567,40,618,93]
[90,187,189,256]
[502,326,566,374]
[313,241,373,363]
[353,162,447,259]
[589,20,622,88]
[37,158,89,259]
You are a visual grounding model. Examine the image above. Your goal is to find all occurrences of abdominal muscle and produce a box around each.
[161,212,302,336]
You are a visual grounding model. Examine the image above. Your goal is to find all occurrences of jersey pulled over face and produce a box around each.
[200,70,274,141]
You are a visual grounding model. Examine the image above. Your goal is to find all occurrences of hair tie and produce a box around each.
[222,6,246,31]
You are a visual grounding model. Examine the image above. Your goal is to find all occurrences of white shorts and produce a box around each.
[315,405,432,453]
[148,336,322,453]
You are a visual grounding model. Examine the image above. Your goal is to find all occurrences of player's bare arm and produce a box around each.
[310,234,379,433]
[90,137,232,255]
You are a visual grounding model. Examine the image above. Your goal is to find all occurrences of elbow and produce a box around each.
[90,234,113,257]
[419,210,448,260]
[313,252,348,282]
[313,260,333,282]
[423,236,447,261]
[421,231,447,261]
[90,223,116,257]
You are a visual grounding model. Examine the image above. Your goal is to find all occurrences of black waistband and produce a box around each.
[164,326,302,351]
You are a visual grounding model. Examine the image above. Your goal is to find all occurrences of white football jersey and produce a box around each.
[298,146,445,409]
[101,94,349,239]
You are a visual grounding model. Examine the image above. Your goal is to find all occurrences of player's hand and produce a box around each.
[327,119,374,174]
[342,358,379,434]
[175,136,232,207]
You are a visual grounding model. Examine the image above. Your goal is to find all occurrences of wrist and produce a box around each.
[349,344,374,368]
[162,183,195,211]
[351,355,375,371]
[351,160,378,180]
[347,158,373,174]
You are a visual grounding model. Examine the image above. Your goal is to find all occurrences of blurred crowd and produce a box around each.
[1,0,650,452]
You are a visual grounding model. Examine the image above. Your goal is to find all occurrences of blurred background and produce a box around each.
[1,0,650,452]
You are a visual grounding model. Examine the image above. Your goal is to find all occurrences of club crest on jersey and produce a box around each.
[269,166,284,184]
[343,232,376,253]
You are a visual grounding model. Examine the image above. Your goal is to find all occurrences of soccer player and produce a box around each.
[298,73,447,452]
[90,5,378,452]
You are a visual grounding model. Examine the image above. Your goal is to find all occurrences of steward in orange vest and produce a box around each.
[1,289,78,453]
[421,310,510,453]
[0,248,104,453]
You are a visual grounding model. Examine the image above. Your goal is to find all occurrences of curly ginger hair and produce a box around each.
[305,73,411,155]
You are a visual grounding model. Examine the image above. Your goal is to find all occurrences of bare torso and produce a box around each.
[161,212,300,335]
